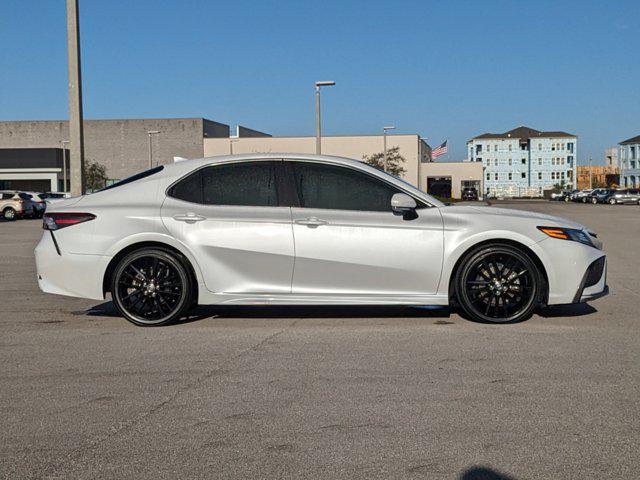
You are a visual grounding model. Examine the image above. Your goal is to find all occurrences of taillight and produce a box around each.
[43,213,95,230]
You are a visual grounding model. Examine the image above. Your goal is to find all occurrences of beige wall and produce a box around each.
[422,162,484,199]
[204,134,428,187]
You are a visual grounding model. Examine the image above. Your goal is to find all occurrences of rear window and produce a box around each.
[97,166,164,192]
[18,193,31,200]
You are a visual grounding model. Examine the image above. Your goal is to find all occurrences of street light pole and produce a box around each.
[314,81,335,154]
[147,131,160,168]
[61,140,70,192]
[66,0,86,196]
[589,157,593,189]
[382,126,396,172]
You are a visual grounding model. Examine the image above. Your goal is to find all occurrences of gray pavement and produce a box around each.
[1,202,639,479]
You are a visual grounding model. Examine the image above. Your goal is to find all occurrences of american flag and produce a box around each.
[432,140,448,159]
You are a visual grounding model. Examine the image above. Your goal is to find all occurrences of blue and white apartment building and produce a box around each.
[466,126,577,197]
[619,134,640,188]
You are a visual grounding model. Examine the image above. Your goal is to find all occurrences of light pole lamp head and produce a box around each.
[315,80,335,88]
[147,130,160,135]
[383,126,396,132]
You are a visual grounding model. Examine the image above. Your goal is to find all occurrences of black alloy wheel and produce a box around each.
[455,244,544,323]
[111,248,192,326]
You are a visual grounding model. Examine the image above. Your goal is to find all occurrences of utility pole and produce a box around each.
[383,126,396,172]
[314,81,335,154]
[66,0,85,196]
[147,131,160,168]
[61,140,69,192]
[589,157,593,189]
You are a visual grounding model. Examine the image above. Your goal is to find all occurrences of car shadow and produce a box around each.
[537,303,597,318]
[79,301,453,323]
[459,466,517,480]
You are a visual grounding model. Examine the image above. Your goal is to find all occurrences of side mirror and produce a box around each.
[391,193,418,220]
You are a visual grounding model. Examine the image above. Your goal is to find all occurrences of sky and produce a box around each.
[0,0,638,163]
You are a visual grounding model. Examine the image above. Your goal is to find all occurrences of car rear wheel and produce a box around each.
[609,198,616,205]
[591,197,598,204]
[454,244,545,324]
[3,207,16,221]
[111,248,192,326]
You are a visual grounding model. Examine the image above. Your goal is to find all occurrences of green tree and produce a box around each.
[363,146,407,177]
[84,160,108,192]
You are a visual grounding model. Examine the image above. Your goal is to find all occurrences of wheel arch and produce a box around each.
[446,238,549,305]
[102,241,199,301]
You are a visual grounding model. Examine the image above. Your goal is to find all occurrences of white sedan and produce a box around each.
[35,154,608,326]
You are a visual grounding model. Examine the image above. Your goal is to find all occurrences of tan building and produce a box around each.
[421,162,484,199]
[204,134,431,189]
[576,165,620,190]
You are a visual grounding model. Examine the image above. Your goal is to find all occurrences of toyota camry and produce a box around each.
[35,154,608,326]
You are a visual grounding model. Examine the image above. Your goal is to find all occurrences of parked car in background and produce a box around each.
[606,188,640,205]
[36,154,608,327]
[0,191,34,220]
[572,189,593,203]
[461,187,478,201]
[24,192,46,217]
[587,188,617,204]
[561,189,580,202]
[40,192,72,205]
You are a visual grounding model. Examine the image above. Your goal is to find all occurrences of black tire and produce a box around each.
[111,248,192,326]
[3,207,16,221]
[454,244,545,324]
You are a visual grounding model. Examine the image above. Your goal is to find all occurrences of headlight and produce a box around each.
[537,226,595,247]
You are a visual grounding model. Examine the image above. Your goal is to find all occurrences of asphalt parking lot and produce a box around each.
[1,201,639,480]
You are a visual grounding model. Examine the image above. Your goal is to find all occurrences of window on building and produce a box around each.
[486,172,490,181]
[561,172,565,179]
[494,145,498,152]
[552,158,555,166]
[567,143,574,153]
[538,143,542,150]
[561,158,565,165]
[508,173,512,180]
[494,173,498,180]
[508,158,512,166]
[552,144,556,151]
[478,157,483,164]
[508,144,512,152]
[538,158,542,166]
[521,172,526,178]
[494,159,498,166]
[567,156,573,166]
[538,172,542,180]
[631,146,636,160]
[562,143,565,150]
[521,158,526,165]
[551,172,556,180]
[476,145,482,154]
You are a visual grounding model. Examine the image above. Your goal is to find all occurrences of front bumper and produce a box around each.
[574,256,608,303]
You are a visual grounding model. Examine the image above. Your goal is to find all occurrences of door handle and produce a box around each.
[173,213,206,224]
[294,217,327,228]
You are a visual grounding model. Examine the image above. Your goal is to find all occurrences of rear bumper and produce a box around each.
[34,231,109,300]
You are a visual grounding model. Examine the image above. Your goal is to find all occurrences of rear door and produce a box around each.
[161,160,295,294]
[286,160,444,296]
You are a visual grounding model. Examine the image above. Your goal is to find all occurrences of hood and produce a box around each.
[444,205,588,230]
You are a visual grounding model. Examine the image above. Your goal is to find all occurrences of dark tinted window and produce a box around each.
[291,162,401,212]
[169,161,279,207]
[97,166,164,192]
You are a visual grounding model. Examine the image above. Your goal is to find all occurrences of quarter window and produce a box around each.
[291,162,402,212]
[168,161,279,206]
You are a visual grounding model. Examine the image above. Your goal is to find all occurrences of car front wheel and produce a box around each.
[454,244,545,323]
[591,197,598,204]
[3,207,16,221]
[609,198,617,205]
[111,248,192,326]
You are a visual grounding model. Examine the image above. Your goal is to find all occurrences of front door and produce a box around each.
[287,161,444,296]
[160,160,295,294]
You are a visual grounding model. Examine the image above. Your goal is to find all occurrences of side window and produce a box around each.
[169,161,279,207]
[291,162,402,212]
